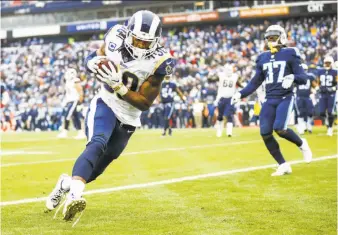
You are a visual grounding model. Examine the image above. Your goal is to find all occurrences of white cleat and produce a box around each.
[74,131,86,140]
[63,194,86,223]
[271,162,292,176]
[300,138,312,163]
[46,174,71,211]
[327,127,333,137]
[57,130,68,139]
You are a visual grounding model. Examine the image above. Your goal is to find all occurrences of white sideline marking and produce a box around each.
[0,155,336,207]
[0,139,261,167]
[0,151,53,156]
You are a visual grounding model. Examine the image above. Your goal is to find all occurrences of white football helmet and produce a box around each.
[264,25,288,48]
[125,10,162,60]
[324,56,334,70]
[64,68,77,81]
[224,64,234,77]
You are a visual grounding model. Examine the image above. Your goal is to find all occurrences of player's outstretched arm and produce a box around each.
[122,74,165,111]
[239,67,264,99]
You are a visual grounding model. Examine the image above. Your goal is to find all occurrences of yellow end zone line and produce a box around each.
[0,155,336,207]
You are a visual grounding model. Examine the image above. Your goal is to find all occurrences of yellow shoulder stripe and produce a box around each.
[153,54,172,74]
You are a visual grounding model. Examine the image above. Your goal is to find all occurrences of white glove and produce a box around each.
[87,56,107,73]
[96,62,128,96]
[282,74,295,89]
[231,92,242,105]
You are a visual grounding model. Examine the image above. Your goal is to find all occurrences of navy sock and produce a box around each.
[262,134,285,165]
[277,128,303,147]
[65,120,70,130]
[328,114,334,128]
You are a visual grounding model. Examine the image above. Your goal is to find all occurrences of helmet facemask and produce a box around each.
[125,31,159,60]
[264,25,287,53]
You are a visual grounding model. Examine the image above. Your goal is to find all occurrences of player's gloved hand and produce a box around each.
[282,74,295,89]
[87,56,107,74]
[96,62,128,96]
[231,92,241,105]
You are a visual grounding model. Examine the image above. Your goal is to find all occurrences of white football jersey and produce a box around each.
[65,78,80,102]
[216,68,239,99]
[99,24,174,126]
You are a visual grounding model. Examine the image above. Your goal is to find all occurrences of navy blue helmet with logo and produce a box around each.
[125,10,162,60]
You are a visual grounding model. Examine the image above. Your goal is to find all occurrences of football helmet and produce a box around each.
[324,56,334,70]
[64,68,77,81]
[264,25,287,49]
[125,10,162,60]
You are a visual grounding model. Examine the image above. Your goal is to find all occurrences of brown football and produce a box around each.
[97,59,117,74]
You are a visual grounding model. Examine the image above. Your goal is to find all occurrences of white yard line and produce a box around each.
[0,151,53,156]
[0,139,261,167]
[0,155,336,207]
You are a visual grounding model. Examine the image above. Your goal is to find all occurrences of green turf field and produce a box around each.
[1,127,337,235]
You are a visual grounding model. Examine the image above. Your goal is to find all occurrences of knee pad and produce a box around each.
[217,116,224,122]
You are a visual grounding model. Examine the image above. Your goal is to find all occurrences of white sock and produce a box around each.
[226,122,233,136]
[297,117,305,134]
[69,180,85,199]
[307,117,313,131]
[61,175,72,191]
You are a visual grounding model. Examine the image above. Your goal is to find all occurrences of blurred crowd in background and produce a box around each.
[1,15,337,132]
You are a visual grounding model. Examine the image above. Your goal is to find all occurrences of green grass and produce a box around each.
[1,127,337,235]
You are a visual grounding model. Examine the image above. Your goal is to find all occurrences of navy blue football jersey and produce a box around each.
[240,47,307,99]
[296,72,316,97]
[317,68,338,93]
[161,81,177,103]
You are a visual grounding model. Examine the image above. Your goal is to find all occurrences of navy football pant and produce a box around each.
[72,97,135,183]
[217,97,234,122]
[163,102,174,133]
[295,97,314,119]
[64,101,81,130]
[319,93,336,128]
[260,96,302,164]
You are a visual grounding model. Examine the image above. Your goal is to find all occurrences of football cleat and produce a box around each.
[271,162,292,176]
[46,174,71,211]
[57,130,68,139]
[63,194,86,226]
[327,127,333,137]
[300,138,312,163]
[74,131,86,140]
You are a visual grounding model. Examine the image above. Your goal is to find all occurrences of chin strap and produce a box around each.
[268,42,279,54]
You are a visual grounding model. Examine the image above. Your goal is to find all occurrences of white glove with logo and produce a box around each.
[282,74,295,89]
[87,56,108,73]
[231,92,242,105]
[96,62,128,96]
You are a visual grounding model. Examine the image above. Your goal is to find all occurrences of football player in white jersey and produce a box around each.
[46,10,175,224]
[57,68,85,139]
[215,64,242,137]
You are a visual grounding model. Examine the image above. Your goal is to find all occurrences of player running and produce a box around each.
[57,68,85,139]
[231,25,312,176]
[160,75,186,136]
[316,56,338,136]
[215,64,242,137]
[46,10,175,225]
[295,64,316,134]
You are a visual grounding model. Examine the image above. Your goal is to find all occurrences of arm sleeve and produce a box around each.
[240,59,265,98]
[290,48,307,85]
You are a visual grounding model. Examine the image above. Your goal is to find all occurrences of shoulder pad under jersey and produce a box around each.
[153,51,177,76]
